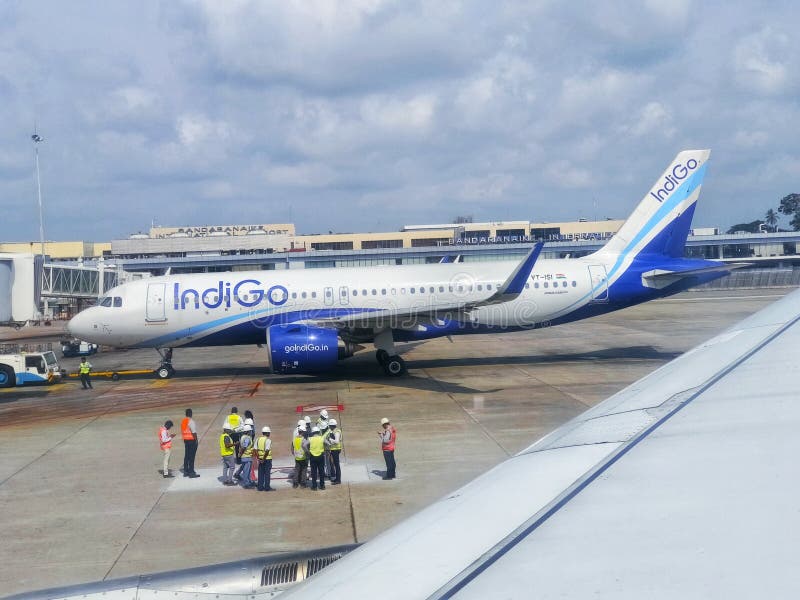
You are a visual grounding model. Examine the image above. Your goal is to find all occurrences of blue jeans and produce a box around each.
[235,458,253,485]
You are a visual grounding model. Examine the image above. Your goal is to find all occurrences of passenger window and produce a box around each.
[468,285,473,292]
[429,287,434,293]
[401,288,406,294]
[457,286,463,292]
[410,288,416,294]
[353,290,358,296]
[362,289,367,296]
[312,292,317,298]
[562,281,567,288]
[372,289,377,295]
[449,286,454,292]
[524,283,529,289]
[534,282,539,289]
[486,284,492,290]
[477,285,483,291]
[419,287,424,294]
[544,282,549,288]
[381,289,387,295]
[292,292,297,299]
[113,297,122,307]
[100,297,112,307]
[572,281,577,287]
[439,286,444,293]
[391,288,396,295]
[302,292,307,299]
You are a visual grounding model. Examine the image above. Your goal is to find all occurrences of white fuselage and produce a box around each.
[69,257,610,348]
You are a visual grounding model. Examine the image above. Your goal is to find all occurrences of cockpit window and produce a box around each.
[113,297,122,307]
[99,297,112,307]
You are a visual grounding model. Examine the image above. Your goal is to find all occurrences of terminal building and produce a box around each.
[2,218,800,320]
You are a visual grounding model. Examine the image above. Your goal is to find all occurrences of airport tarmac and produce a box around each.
[0,288,789,596]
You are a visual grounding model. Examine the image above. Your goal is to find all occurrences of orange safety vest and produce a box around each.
[382,426,396,452]
[181,417,195,441]
[158,426,172,450]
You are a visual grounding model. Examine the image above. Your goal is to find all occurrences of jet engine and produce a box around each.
[266,324,339,374]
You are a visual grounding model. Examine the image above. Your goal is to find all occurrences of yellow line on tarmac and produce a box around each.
[151,380,170,389]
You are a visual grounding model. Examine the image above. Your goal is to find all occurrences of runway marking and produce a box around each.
[150,380,170,388]
[660,294,788,302]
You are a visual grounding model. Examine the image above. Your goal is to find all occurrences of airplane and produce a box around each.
[68,149,736,378]
[17,261,800,598]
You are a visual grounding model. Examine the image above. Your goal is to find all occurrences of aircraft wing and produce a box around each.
[282,287,800,599]
[305,244,543,329]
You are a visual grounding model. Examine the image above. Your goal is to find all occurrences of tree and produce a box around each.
[778,193,800,231]
[764,208,778,232]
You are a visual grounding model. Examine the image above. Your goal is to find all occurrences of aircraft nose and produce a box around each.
[67,310,92,340]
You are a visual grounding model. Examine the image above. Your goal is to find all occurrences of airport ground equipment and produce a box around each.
[60,338,98,357]
[0,351,62,387]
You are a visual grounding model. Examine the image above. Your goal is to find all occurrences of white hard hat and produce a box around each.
[244,418,254,425]
[304,416,311,423]
[380,417,389,425]
[262,426,271,433]
[311,426,320,433]
[328,419,337,426]
[298,419,305,427]
[243,424,253,431]
[320,409,329,419]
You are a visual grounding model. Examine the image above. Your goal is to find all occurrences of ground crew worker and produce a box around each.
[226,407,242,461]
[78,357,93,389]
[245,410,256,434]
[220,423,236,486]
[181,408,199,478]
[255,426,274,491]
[292,426,308,488]
[158,420,176,478]
[308,426,326,490]
[316,409,331,479]
[379,417,397,480]
[234,424,255,488]
[325,418,342,485]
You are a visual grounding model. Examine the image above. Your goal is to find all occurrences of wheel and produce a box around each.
[376,349,389,365]
[383,355,406,376]
[155,366,172,379]
[0,365,16,388]
[111,372,120,381]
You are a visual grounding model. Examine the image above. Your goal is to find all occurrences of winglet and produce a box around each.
[499,243,543,296]
[469,243,543,308]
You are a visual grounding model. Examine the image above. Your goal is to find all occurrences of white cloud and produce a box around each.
[733,27,790,95]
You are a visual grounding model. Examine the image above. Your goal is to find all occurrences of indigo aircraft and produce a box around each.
[68,149,735,378]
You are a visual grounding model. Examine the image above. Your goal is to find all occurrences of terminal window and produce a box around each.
[361,239,404,249]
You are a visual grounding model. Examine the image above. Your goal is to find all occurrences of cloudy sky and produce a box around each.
[1,0,798,242]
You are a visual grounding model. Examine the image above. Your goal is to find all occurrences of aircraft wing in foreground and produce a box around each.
[282,287,800,598]
[15,290,800,598]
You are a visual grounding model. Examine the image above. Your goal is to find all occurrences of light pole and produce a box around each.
[32,132,47,318]
[31,133,45,260]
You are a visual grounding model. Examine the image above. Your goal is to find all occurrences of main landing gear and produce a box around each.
[155,348,175,379]
[374,332,407,377]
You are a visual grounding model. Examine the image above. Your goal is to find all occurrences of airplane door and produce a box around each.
[588,265,609,302]
[339,286,349,305]
[324,287,334,306]
[146,283,167,322]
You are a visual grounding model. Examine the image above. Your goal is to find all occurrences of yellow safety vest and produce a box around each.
[219,433,234,457]
[79,362,91,374]
[293,435,305,461]
[256,436,272,460]
[241,434,254,459]
[309,435,324,457]
[228,414,241,428]
[329,428,342,451]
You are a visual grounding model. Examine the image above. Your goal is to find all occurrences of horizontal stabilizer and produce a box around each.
[641,263,749,289]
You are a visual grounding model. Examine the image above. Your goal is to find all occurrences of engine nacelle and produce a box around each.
[266,324,339,374]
